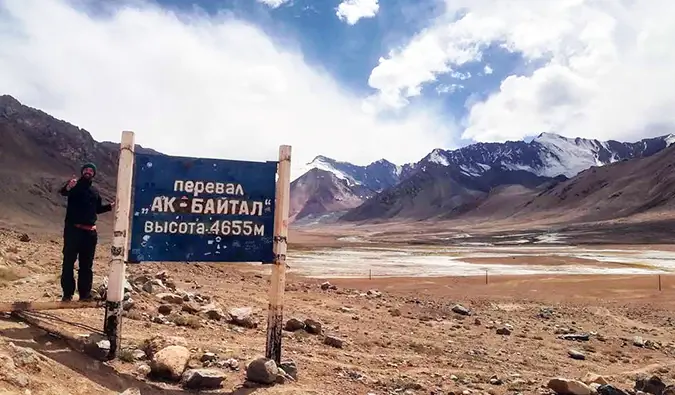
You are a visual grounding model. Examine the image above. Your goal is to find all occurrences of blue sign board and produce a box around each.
[128,152,277,263]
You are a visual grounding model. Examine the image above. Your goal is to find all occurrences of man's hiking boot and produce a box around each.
[79,295,93,302]
[61,295,72,302]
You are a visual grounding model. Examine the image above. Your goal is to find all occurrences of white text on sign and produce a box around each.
[148,197,267,215]
[144,220,265,236]
[173,180,245,197]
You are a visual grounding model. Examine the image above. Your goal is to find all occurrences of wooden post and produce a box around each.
[659,274,662,291]
[485,269,488,285]
[265,145,291,365]
[103,130,135,360]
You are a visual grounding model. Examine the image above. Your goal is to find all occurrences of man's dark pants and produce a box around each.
[61,225,98,299]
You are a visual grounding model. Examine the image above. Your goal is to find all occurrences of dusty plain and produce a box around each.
[0,221,674,395]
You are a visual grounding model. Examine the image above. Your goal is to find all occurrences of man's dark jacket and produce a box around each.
[59,178,112,227]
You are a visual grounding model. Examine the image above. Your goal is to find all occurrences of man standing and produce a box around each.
[59,163,115,302]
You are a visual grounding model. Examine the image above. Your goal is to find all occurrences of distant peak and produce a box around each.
[309,155,335,164]
[368,158,395,167]
[0,94,21,107]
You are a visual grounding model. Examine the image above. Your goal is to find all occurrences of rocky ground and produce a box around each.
[2,228,675,395]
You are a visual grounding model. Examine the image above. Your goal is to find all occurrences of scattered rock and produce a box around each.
[280,360,298,380]
[539,307,554,319]
[320,282,336,290]
[633,336,646,347]
[182,368,226,389]
[246,357,278,384]
[597,385,629,395]
[324,335,345,348]
[228,307,258,328]
[158,304,173,315]
[150,345,191,381]
[204,308,225,321]
[201,352,217,363]
[304,319,322,335]
[284,318,305,332]
[119,389,141,395]
[390,308,402,317]
[568,349,586,360]
[582,373,608,386]
[452,304,471,316]
[83,333,111,360]
[496,326,512,336]
[559,333,591,341]
[156,293,184,305]
[635,375,666,395]
[18,234,30,242]
[547,378,593,395]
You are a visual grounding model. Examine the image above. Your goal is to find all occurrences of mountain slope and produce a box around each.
[289,168,368,222]
[505,143,675,223]
[341,162,560,222]
[289,155,402,221]
[0,95,156,228]
[340,132,675,223]
[412,132,674,179]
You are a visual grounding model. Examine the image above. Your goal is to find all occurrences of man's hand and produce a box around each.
[65,177,77,191]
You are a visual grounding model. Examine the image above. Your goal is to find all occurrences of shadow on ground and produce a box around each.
[0,317,258,394]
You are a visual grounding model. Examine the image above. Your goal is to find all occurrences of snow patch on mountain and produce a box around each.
[666,134,675,147]
[427,149,450,166]
[532,133,607,178]
[292,156,360,186]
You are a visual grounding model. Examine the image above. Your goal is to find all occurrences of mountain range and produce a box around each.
[2,93,675,231]
[291,131,675,224]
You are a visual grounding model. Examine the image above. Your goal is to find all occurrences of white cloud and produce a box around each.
[336,0,379,25]
[0,0,453,179]
[257,0,290,8]
[368,0,675,143]
[483,65,493,75]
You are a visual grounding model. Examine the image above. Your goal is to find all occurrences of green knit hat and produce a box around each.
[81,162,97,176]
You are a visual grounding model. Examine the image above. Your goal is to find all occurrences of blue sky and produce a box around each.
[1,0,672,171]
[152,0,527,147]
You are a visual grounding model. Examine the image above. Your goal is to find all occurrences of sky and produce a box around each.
[1,0,675,176]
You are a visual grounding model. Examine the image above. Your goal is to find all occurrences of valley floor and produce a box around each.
[1,226,675,394]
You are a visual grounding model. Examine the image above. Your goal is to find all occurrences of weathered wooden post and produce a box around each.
[104,130,135,359]
[265,145,291,364]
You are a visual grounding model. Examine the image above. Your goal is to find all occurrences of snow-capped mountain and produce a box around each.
[291,155,401,192]
[339,133,675,223]
[414,132,675,179]
[289,155,402,222]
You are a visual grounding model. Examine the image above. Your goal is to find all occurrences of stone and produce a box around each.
[119,389,141,395]
[324,335,345,348]
[304,318,322,335]
[452,304,471,316]
[597,385,629,395]
[582,373,608,386]
[559,333,591,341]
[83,333,111,360]
[496,326,512,335]
[633,336,646,347]
[156,293,184,305]
[150,345,191,381]
[200,352,217,363]
[181,302,201,314]
[158,304,173,315]
[182,368,226,389]
[228,307,258,328]
[204,308,225,321]
[280,360,298,380]
[246,357,278,384]
[547,378,593,395]
[284,318,305,332]
[568,349,586,360]
[18,233,30,242]
[663,385,675,395]
[635,375,666,395]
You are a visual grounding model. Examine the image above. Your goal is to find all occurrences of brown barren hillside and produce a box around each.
[0,95,156,229]
[505,143,675,223]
